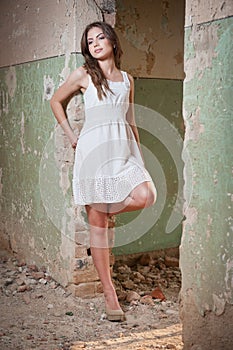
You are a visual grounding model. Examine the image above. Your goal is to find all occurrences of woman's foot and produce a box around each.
[104,285,121,309]
[105,307,125,322]
[104,287,125,321]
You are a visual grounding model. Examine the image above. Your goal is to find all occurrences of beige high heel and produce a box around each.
[105,307,126,322]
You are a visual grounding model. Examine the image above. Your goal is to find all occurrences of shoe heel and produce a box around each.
[106,308,126,322]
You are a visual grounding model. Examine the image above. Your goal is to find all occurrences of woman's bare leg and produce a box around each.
[84,182,156,312]
[85,205,122,311]
[108,181,157,215]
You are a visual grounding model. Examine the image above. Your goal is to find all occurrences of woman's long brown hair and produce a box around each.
[81,21,123,100]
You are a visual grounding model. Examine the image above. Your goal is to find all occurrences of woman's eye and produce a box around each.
[99,35,105,40]
[88,41,93,46]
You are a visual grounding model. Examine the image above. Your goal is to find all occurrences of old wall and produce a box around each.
[115,0,184,79]
[0,0,185,290]
[0,0,103,288]
[0,0,104,67]
[113,0,185,255]
[180,0,233,349]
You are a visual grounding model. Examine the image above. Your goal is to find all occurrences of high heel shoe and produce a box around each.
[105,307,126,322]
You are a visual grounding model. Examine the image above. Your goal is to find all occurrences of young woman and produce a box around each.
[50,21,156,321]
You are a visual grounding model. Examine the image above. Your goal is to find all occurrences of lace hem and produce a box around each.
[72,165,152,205]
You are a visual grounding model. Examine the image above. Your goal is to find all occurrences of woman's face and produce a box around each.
[87,26,114,60]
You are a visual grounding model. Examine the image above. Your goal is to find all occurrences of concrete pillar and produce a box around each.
[180,1,233,349]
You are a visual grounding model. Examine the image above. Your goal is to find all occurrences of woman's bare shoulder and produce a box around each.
[68,66,88,88]
[126,72,134,84]
[73,66,88,78]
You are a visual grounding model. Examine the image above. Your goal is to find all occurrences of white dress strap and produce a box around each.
[121,71,130,87]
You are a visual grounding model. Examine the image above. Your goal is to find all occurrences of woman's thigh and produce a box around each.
[130,181,157,205]
[85,204,108,227]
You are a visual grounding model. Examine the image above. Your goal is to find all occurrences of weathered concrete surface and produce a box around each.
[185,0,233,27]
[0,53,105,292]
[0,55,78,286]
[0,0,102,67]
[0,0,186,267]
[180,290,233,350]
[180,1,233,348]
[115,0,185,79]
[0,0,102,289]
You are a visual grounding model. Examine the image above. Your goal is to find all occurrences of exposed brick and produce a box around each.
[151,286,166,301]
[74,244,88,258]
[68,281,103,298]
[73,256,93,270]
[73,256,99,284]
[164,256,179,268]
[75,231,90,246]
[73,266,99,284]
[74,219,88,232]
[95,282,103,294]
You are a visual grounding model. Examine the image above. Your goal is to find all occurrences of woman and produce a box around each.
[50,21,156,321]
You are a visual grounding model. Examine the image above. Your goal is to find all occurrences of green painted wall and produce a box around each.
[113,0,185,255]
[0,54,83,285]
[0,0,185,269]
[113,78,184,255]
[0,55,184,272]
[180,15,233,348]
[0,61,184,264]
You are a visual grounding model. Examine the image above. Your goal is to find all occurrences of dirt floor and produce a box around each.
[0,250,183,350]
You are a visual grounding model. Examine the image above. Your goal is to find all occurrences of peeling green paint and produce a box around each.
[181,16,233,315]
[0,51,185,261]
[0,53,83,286]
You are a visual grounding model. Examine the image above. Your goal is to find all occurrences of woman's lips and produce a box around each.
[94,48,103,53]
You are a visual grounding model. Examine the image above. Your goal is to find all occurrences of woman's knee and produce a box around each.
[86,205,108,227]
[132,182,157,208]
[145,186,157,207]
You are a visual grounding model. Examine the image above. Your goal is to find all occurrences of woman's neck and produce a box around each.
[98,58,118,78]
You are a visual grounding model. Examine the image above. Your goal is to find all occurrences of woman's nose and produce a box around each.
[93,38,99,47]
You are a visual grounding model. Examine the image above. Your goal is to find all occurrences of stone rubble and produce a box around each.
[1,257,60,297]
[0,253,182,350]
[113,255,181,305]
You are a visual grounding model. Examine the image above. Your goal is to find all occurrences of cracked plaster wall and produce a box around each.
[115,0,185,79]
[180,0,233,348]
[0,0,105,67]
[0,0,103,287]
[1,0,186,264]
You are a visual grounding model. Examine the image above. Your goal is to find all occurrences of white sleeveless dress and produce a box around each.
[72,71,154,205]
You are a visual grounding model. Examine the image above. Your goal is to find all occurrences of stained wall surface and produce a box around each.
[0,0,102,67]
[180,0,233,348]
[0,0,184,284]
[0,55,80,285]
[114,0,185,255]
[0,0,102,287]
[115,0,185,79]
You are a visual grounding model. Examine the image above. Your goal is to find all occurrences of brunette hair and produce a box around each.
[81,21,123,100]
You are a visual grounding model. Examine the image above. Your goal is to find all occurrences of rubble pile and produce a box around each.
[113,254,181,305]
[0,256,60,298]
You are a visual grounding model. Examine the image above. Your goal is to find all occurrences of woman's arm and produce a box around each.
[126,74,145,162]
[50,67,87,148]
